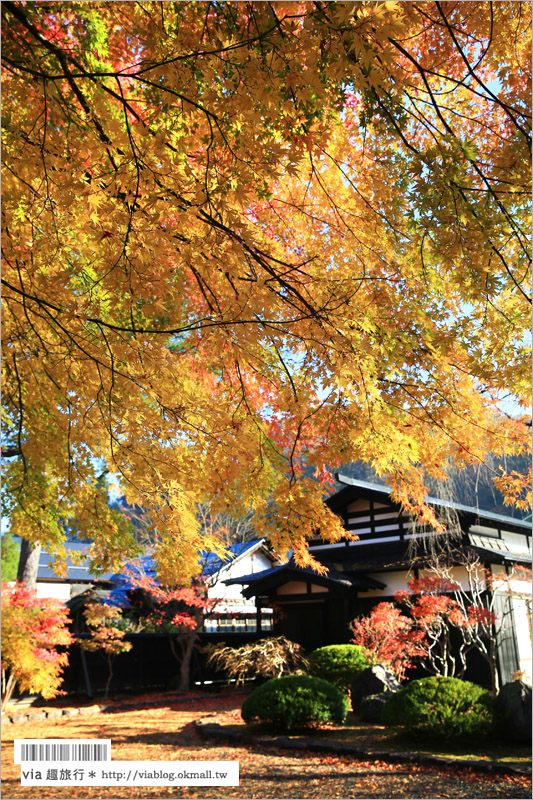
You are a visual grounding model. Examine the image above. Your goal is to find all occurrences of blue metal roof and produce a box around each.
[104,540,264,607]
[105,554,158,607]
[11,535,263,600]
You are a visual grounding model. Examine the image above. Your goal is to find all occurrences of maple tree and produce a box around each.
[395,563,531,693]
[2,2,531,584]
[350,602,427,681]
[1,582,73,710]
[393,576,479,682]
[351,561,532,693]
[110,562,211,690]
[80,602,133,699]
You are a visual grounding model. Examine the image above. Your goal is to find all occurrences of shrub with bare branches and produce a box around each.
[205,636,308,685]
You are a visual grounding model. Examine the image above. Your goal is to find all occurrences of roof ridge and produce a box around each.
[334,474,531,528]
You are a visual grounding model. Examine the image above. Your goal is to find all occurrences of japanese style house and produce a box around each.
[227,475,532,686]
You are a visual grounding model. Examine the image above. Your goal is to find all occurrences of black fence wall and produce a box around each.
[62,632,263,697]
[59,628,496,698]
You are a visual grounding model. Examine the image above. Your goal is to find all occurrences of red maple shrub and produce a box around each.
[1,582,73,710]
[118,564,214,691]
[350,602,427,681]
[352,562,531,694]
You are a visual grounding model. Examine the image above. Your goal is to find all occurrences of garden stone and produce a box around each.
[496,680,532,742]
[351,664,401,712]
[360,691,396,723]
[26,711,46,722]
[46,709,62,720]
[78,706,99,716]
[10,714,28,724]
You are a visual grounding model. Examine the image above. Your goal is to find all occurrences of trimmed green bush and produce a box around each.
[382,676,495,741]
[241,674,349,731]
[306,644,371,691]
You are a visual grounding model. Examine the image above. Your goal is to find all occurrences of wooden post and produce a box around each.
[344,595,351,641]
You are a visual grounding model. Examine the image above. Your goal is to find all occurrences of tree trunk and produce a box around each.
[489,642,500,695]
[1,671,18,712]
[168,610,203,692]
[178,630,198,692]
[16,539,41,588]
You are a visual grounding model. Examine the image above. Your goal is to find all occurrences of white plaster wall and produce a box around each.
[35,582,71,602]
[359,570,413,598]
[277,581,307,595]
[491,574,531,594]
[418,565,487,592]
[207,547,274,613]
[500,531,531,552]
[358,565,486,598]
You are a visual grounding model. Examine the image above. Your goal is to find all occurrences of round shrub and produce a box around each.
[306,644,371,692]
[382,676,495,741]
[241,674,349,731]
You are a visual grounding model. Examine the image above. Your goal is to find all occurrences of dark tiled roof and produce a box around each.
[225,558,386,593]
[329,475,532,530]
[10,539,115,583]
[310,537,531,573]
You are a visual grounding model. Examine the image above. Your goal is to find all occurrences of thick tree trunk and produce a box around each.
[16,539,41,588]
[178,631,198,692]
[168,610,203,692]
[1,671,17,712]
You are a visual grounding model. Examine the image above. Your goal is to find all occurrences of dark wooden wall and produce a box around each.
[60,631,263,698]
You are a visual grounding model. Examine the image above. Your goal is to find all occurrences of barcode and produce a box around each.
[15,740,111,763]
[21,743,109,761]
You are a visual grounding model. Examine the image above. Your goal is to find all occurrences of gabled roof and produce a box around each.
[104,539,276,607]
[225,557,386,598]
[200,539,270,579]
[328,474,531,531]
